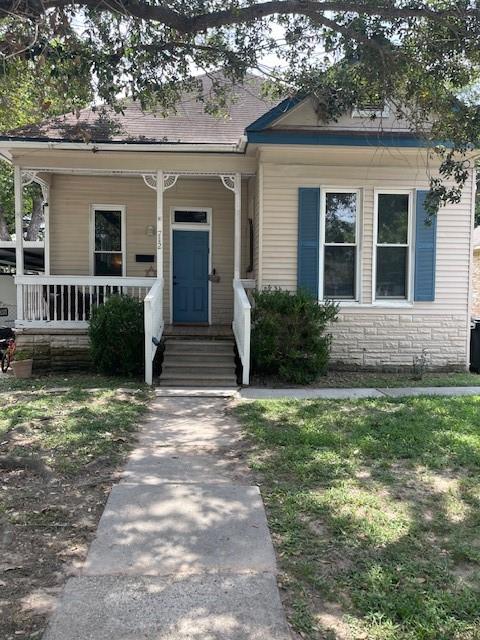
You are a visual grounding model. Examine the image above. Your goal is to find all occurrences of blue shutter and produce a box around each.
[414,190,437,301]
[297,188,320,297]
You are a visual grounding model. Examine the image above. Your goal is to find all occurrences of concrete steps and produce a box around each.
[159,338,238,387]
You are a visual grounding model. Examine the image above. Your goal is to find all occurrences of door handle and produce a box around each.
[173,277,177,286]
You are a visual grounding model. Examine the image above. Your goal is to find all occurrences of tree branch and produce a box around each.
[0,0,472,31]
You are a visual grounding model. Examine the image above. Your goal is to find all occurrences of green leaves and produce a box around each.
[88,295,145,376]
[1,2,480,209]
[251,288,338,384]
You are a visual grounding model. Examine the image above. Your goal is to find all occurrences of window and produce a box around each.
[173,210,208,224]
[352,105,389,118]
[322,190,359,300]
[92,206,125,276]
[375,193,411,299]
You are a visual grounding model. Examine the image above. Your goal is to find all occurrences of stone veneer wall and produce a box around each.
[14,313,468,374]
[15,329,91,372]
[472,249,480,319]
[329,312,468,372]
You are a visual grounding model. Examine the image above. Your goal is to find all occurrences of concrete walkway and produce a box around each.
[239,385,480,400]
[43,397,291,640]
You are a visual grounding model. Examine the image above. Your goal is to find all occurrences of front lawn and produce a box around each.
[237,397,480,640]
[0,376,150,640]
[251,370,480,389]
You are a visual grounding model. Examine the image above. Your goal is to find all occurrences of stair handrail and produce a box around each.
[232,278,252,385]
[144,278,164,385]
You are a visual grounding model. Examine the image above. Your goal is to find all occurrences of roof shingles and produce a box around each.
[2,76,276,145]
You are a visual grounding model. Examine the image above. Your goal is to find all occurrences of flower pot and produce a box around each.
[11,359,33,379]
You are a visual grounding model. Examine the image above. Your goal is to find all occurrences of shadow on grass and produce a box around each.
[236,397,480,640]
[0,388,149,474]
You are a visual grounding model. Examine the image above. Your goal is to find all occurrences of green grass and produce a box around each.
[0,372,147,392]
[0,376,151,474]
[252,370,480,388]
[236,397,480,640]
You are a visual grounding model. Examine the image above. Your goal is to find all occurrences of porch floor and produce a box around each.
[163,324,233,338]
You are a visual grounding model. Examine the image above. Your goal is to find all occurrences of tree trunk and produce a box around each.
[0,204,11,241]
[25,195,44,241]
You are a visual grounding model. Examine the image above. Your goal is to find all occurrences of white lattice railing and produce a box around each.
[232,278,254,385]
[144,278,164,385]
[15,275,155,327]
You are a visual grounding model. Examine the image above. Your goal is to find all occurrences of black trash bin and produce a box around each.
[470,319,480,373]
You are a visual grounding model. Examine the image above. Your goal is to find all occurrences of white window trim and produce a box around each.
[170,207,211,227]
[372,189,414,303]
[169,206,213,326]
[90,204,126,277]
[319,187,362,303]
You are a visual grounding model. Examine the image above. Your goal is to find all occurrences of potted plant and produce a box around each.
[11,350,33,379]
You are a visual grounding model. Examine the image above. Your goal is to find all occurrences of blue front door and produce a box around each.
[172,230,209,323]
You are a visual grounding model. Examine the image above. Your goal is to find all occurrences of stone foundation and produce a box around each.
[15,329,91,372]
[329,312,469,372]
[13,311,470,375]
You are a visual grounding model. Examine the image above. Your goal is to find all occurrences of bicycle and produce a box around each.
[0,330,15,373]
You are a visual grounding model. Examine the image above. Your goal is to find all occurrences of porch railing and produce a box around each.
[15,275,155,327]
[232,278,254,385]
[144,278,164,385]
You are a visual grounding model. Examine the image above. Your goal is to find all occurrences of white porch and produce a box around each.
[12,168,254,385]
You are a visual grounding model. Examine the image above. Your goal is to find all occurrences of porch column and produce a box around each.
[234,172,242,280]
[42,179,51,275]
[156,170,164,282]
[14,166,24,321]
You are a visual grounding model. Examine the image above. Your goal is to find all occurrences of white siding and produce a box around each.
[259,150,474,368]
[271,97,413,132]
[49,174,250,324]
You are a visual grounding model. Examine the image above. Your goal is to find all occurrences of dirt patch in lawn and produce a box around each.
[0,385,148,640]
[0,468,117,639]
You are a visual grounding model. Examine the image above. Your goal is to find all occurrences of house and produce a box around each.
[0,75,475,384]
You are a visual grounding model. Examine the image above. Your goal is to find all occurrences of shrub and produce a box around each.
[251,288,338,384]
[88,295,144,376]
[14,349,33,361]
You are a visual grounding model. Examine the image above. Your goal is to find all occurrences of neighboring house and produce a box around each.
[0,75,475,384]
[472,227,480,318]
[0,273,17,327]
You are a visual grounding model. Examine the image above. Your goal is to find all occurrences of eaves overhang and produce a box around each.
[0,138,247,154]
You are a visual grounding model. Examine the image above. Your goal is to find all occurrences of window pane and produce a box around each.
[174,210,208,224]
[95,210,122,251]
[95,253,123,276]
[324,246,355,299]
[376,247,407,298]
[325,192,357,243]
[377,194,409,244]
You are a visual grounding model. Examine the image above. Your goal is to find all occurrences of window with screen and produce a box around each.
[375,193,410,299]
[323,191,358,300]
[93,208,124,276]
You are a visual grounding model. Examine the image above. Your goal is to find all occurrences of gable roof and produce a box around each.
[0,74,277,145]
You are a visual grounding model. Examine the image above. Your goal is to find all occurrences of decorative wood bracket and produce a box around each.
[220,175,236,193]
[142,174,157,190]
[142,173,179,191]
[164,174,178,191]
[21,170,49,201]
